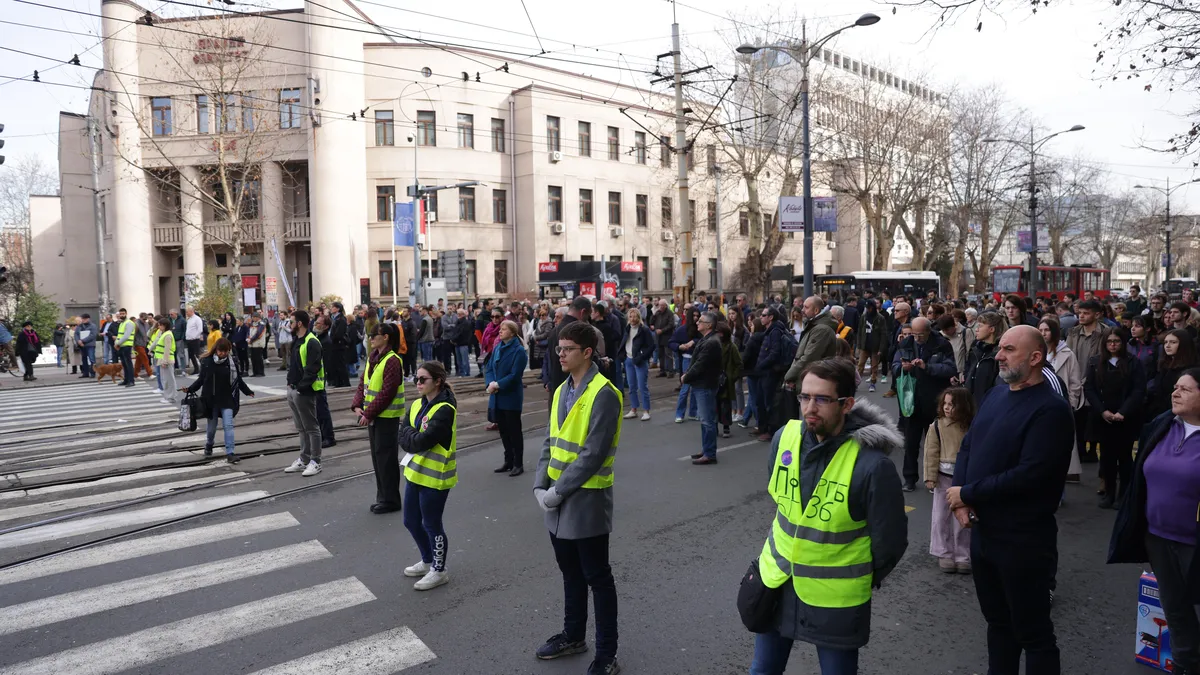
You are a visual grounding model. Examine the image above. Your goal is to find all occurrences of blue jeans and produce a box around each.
[749,630,859,675]
[103,340,113,364]
[418,342,433,362]
[744,376,759,427]
[403,481,450,571]
[455,344,471,376]
[80,344,95,377]
[624,358,650,410]
[675,355,697,419]
[205,407,236,455]
[692,387,717,458]
[154,365,163,390]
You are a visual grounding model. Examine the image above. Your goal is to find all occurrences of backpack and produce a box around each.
[775,330,799,373]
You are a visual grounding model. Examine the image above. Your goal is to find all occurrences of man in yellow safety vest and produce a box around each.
[533,320,623,675]
[749,358,908,675]
[116,307,137,386]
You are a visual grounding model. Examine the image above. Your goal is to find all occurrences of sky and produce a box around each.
[3,0,1200,212]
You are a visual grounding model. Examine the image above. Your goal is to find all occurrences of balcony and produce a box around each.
[153,222,183,246]
[284,218,311,241]
[151,220,268,247]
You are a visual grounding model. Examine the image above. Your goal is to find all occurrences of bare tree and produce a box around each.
[107,11,298,305]
[1034,155,1103,264]
[1080,191,1142,272]
[0,154,59,316]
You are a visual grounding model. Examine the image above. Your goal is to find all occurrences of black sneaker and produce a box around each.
[204,445,214,457]
[226,453,240,464]
[587,659,621,675]
[535,633,588,660]
[901,482,916,492]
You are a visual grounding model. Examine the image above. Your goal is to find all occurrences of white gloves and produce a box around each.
[533,486,564,512]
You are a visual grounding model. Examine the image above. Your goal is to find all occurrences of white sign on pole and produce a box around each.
[778,196,804,233]
[243,288,257,306]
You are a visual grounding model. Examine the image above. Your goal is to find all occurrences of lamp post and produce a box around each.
[983,124,1085,297]
[736,13,880,299]
[1135,178,1200,285]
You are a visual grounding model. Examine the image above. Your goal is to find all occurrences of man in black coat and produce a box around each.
[684,312,723,465]
[327,302,351,387]
[891,316,957,491]
[545,296,592,399]
[650,300,676,377]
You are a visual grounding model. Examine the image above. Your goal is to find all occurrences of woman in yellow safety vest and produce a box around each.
[398,360,458,591]
[351,323,406,515]
[150,317,179,405]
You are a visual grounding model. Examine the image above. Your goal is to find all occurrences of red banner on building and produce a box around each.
[539,262,559,273]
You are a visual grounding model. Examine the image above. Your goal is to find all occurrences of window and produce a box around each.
[492,189,507,223]
[375,111,394,146]
[417,111,436,146]
[707,201,717,231]
[707,144,717,174]
[465,259,478,296]
[662,257,674,290]
[635,131,647,164]
[494,259,508,294]
[546,116,561,152]
[177,255,184,270]
[457,113,474,149]
[424,191,438,219]
[548,185,563,222]
[688,199,696,228]
[579,121,591,157]
[708,258,718,289]
[608,191,622,225]
[241,94,255,131]
[279,88,301,129]
[686,147,695,171]
[636,194,648,228]
[580,189,594,224]
[549,254,564,264]
[379,260,394,297]
[637,256,649,276]
[197,95,210,134]
[458,186,476,221]
[739,211,749,236]
[151,97,172,136]
[607,126,620,160]
[491,118,505,152]
[215,253,227,267]
[376,185,395,222]
[420,260,439,279]
[609,255,622,265]
[660,135,672,166]
[661,196,673,227]
[218,94,237,132]
[581,255,595,262]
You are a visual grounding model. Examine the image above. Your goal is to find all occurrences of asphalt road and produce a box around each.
[0,374,1152,674]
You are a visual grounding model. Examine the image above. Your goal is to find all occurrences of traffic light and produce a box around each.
[0,266,8,284]
[0,123,5,165]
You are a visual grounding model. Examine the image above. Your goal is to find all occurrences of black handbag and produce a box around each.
[737,558,783,633]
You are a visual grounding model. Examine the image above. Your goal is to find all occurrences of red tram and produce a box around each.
[991,264,1111,304]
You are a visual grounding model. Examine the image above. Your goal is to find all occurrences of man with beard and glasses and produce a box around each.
[948,325,1075,675]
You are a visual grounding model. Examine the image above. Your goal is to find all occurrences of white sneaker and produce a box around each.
[284,458,306,473]
[404,561,431,577]
[302,460,322,477]
[413,569,449,591]
[623,409,637,419]
[159,398,173,405]
[732,413,743,423]
[640,411,651,421]
[152,388,164,394]
[674,417,684,423]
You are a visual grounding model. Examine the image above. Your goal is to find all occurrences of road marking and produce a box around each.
[0,474,247,523]
[253,385,288,396]
[905,505,916,513]
[0,491,270,550]
[0,577,377,675]
[0,512,300,586]
[0,540,331,636]
[677,439,759,460]
[246,626,436,675]
[0,465,216,499]
[1,452,184,480]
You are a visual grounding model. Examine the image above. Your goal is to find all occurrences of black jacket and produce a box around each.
[1109,410,1200,602]
[741,330,765,378]
[186,354,253,415]
[288,331,324,395]
[1145,364,1187,421]
[964,340,1001,407]
[545,314,579,394]
[682,331,722,390]
[399,388,458,457]
[891,332,957,420]
[1084,355,1146,420]
[330,313,349,348]
[620,323,656,364]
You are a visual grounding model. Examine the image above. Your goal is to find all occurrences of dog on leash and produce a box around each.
[94,363,125,384]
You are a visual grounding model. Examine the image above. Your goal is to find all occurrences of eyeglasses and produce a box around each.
[492,316,502,320]
[414,376,432,384]
[797,394,848,406]
[760,313,772,319]
[555,345,582,355]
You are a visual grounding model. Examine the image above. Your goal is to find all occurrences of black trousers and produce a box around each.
[437,341,453,371]
[900,414,932,486]
[1145,532,1200,671]
[119,345,135,384]
[316,390,335,444]
[1074,407,1094,460]
[495,408,524,468]
[971,534,1060,675]
[235,344,249,375]
[1097,417,1135,499]
[368,416,401,507]
[250,347,265,376]
[550,532,618,662]
[185,338,204,372]
[20,352,36,380]
[326,347,349,386]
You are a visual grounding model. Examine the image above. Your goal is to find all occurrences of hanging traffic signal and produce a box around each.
[0,123,5,166]
[0,266,8,284]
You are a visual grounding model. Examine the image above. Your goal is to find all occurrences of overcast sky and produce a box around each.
[4,0,1199,211]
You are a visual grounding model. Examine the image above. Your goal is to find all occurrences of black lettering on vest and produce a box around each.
[773,464,801,504]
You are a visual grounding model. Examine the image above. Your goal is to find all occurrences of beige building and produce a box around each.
[48,0,875,316]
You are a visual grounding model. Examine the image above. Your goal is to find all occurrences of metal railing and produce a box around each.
[154,219,312,246]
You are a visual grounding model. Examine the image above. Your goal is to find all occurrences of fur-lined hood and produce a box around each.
[842,399,903,456]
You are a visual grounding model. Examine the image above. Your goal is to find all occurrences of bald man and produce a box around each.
[891,316,957,491]
[949,325,1075,675]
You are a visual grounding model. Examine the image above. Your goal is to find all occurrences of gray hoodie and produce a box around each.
[763,399,908,650]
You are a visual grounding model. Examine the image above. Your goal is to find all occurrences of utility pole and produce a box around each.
[1166,176,1173,281]
[412,127,422,307]
[714,165,724,304]
[1028,126,1039,298]
[87,116,111,315]
[672,21,691,303]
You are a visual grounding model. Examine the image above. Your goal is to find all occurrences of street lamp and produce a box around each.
[983,124,1085,297]
[736,13,880,299]
[1135,178,1200,284]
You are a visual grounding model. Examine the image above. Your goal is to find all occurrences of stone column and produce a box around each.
[102,0,154,311]
[306,0,368,304]
[180,165,205,306]
[260,160,285,310]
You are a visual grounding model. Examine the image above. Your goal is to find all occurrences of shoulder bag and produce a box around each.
[736,557,782,633]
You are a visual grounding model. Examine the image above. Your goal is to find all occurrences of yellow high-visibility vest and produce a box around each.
[363,351,405,418]
[547,374,622,489]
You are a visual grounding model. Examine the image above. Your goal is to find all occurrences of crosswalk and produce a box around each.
[0,378,182,438]
[0,501,438,674]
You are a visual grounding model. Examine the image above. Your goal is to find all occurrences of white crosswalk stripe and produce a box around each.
[0,473,247,523]
[0,380,178,435]
[0,509,438,675]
